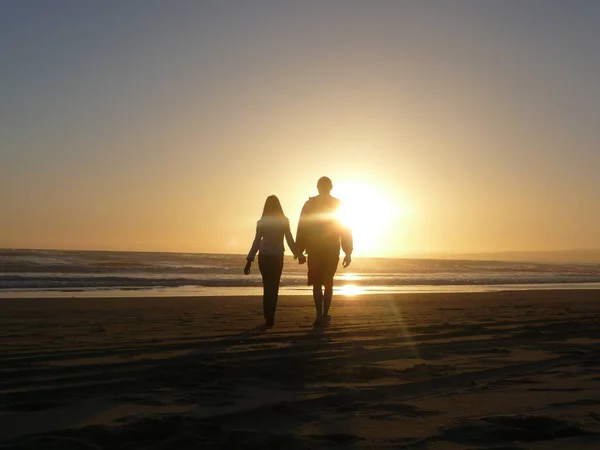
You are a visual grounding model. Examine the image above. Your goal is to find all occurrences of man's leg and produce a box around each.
[323,283,333,320]
[322,254,339,323]
[313,284,323,322]
[308,254,324,324]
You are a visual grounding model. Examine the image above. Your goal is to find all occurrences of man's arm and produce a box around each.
[335,200,353,257]
[340,209,353,267]
[341,225,353,257]
[295,201,310,255]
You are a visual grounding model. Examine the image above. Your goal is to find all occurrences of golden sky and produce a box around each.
[1,2,599,257]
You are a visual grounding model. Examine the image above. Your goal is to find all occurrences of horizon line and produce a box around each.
[2,246,600,261]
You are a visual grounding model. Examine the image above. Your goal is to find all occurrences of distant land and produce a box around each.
[421,249,600,264]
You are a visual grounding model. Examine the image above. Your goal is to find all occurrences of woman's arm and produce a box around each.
[246,223,262,262]
[284,220,300,259]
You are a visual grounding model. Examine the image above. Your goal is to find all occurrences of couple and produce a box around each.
[244,176,353,328]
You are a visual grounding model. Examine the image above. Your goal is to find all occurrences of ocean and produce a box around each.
[1,249,600,297]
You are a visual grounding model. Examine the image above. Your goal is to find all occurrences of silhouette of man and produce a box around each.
[296,176,353,326]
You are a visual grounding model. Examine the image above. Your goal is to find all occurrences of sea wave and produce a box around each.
[2,249,600,292]
[2,273,600,291]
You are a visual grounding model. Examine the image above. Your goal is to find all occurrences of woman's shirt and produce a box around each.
[246,216,298,261]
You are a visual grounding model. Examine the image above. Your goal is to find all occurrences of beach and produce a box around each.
[2,290,600,449]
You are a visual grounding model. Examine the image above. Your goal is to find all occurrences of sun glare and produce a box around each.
[338,285,363,296]
[333,182,405,256]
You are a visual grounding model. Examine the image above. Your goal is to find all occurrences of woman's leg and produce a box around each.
[269,256,284,323]
[258,255,271,322]
[259,255,283,326]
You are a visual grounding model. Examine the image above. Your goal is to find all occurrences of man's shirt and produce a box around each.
[296,194,353,257]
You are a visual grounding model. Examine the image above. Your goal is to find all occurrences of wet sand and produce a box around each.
[2,290,600,449]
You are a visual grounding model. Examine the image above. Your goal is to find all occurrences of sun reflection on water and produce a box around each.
[337,285,363,296]
[338,272,361,281]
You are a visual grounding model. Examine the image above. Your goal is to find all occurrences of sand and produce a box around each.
[2,290,600,449]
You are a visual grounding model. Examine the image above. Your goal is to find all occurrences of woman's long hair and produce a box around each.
[261,195,286,219]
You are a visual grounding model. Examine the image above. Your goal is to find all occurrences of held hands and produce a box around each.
[297,254,307,265]
[343,254,352,268]
[244,260,252,275]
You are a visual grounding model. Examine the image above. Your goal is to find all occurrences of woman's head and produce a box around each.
[261,195,285,218]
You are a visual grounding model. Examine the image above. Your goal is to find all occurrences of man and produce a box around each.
[296,176,353,327]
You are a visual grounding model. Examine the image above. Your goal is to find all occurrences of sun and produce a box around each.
[332,182,402,256]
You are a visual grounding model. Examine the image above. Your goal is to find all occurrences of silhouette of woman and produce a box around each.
[244,195,305,327]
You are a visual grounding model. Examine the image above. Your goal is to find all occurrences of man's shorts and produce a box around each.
[307,252,339,286]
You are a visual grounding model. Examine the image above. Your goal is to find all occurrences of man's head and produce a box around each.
[317,176,333,194]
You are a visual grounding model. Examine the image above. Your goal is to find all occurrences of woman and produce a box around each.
[244,195,305,327]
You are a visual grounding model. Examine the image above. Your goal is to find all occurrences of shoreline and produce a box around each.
[2,281,600,299]
[1,288,600,305]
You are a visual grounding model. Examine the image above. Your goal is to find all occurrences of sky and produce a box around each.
[1,1,599,257]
